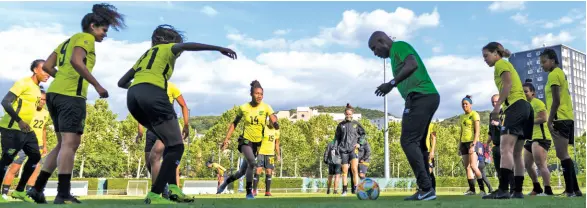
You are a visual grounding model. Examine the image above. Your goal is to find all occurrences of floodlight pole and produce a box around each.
[384,58,390,180]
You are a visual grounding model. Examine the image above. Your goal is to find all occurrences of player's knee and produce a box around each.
[166,144,184,153]
[27,152,41,164]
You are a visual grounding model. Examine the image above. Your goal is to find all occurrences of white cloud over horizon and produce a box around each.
[488,1,526,12]
[200,6,218,17]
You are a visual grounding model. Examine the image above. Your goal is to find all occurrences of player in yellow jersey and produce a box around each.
[27,4,126,204]
[482,42,533,200]
[206,161,227,188]
[522,80,554,196]
[219,80,279,199]
[252,120,281,197]
[458,95,486,196]
[424,122,436,190]
[1,90,49,199]
[133,81,189,199]
[0,59,49,203]
[118,24,236,204]
[540,49,582,197]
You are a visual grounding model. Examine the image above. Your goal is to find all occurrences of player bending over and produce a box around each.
[0,59,49,203]
[252,120,280,196]
[118,24,236,204]
[206,161,226,188]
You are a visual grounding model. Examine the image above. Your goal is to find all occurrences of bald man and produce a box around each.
[369,31,439,201]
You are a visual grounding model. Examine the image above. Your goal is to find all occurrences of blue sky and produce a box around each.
[0,1,585,120]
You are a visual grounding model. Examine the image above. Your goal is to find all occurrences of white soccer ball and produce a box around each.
[356,178,380,200]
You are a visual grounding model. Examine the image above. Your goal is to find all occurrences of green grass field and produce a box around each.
[1,192,585,208]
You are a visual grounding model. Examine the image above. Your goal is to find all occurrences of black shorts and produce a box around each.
[257,154,275,169]
[501,100,534,140]
[237,136,261,156]
[553,120,574,145]
[328,164,342,175]
[459,142,473,155]
[127,83,178,146]
[524,139,552,153]
[0,128,39,162]
[144,130,158,152]
[46,93,86,134]
[359,163,368,174]
[340,152,358,164]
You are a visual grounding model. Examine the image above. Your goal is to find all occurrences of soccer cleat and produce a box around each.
[463,190,476,196]
[168,184,194,203]
[144,192,175,204]
[26,188,47,204]
[482,189,511,199]
[575,190,583,197]
[556,192,576,198]
[246,193,255,200]
[162,185,170,199]
[341,191,347,196]
[404,189,436,201]
[53,194,82,204]
[333,190,339,195]
[0,195,7,203]
[527,190,540,196]
[11,190,34,203]
[327,189,331,194]
[1,194,8,200]
[479,191,487,197]
[510,192,524,199]
[265,192,272,197]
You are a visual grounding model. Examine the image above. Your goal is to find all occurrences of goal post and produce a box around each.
[126,180,149,196]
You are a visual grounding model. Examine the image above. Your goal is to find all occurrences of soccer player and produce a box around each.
[425,122,437,190]
[252,120,280,196]
[27,4,126,204]
[370,31,439,201]
[333,103,365,196]
[540,49,582,197]
[324,140,341,195]
[0,59,49,203]
[220,80,278,199]
[458,95,486,196]
[206,161,226,188]
[118,24,236,204]
[135,81,188,199]
[350,138,371,194]
[486,94,515,194]
[481,42,533,200]
[474,141,493,195]
[2,89,49,198]
[522,80,554,196]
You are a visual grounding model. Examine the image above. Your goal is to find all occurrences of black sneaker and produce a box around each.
[216,178,229,194]
[333,190,339,195]
[511,192,524,199]
[404,189,436,201]
[327,190,331,194]
[482,189,511,199]
[556,192,576,198]
[26,188,47,204]
[54,194,81,204]
[575,190,583,197]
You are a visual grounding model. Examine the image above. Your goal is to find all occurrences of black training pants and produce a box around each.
[400,93,440,191]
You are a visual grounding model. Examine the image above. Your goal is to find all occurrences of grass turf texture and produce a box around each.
[1,192,585,208]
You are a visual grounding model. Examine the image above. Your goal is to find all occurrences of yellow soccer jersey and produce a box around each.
[545,67,574,121]
[493,59,527,110]
[48,32,96,99]
[167,82,181,104]
[130,43,179,90]
[237,102,274,142]
[0,77,42,131]
[529,98,551,140]
[459,111,480,143]
[425,123,435,151]
[259,128,279,155]
[31,108,49,145]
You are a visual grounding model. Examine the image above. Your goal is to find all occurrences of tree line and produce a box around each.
[24,100,585,179]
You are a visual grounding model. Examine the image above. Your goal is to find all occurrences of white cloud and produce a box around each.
[228,7,440,50]
[488,1,525,12]
[273,29,291,36]
[432,45,443,53]
[531,31,575,48]
[541,15,577,29]
[159,17,165,22]
[200,6,218,17]
[511,13,528,24]
[0,24,501,120]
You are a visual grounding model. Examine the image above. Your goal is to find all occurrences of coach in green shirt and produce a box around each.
[369,31,440,201]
